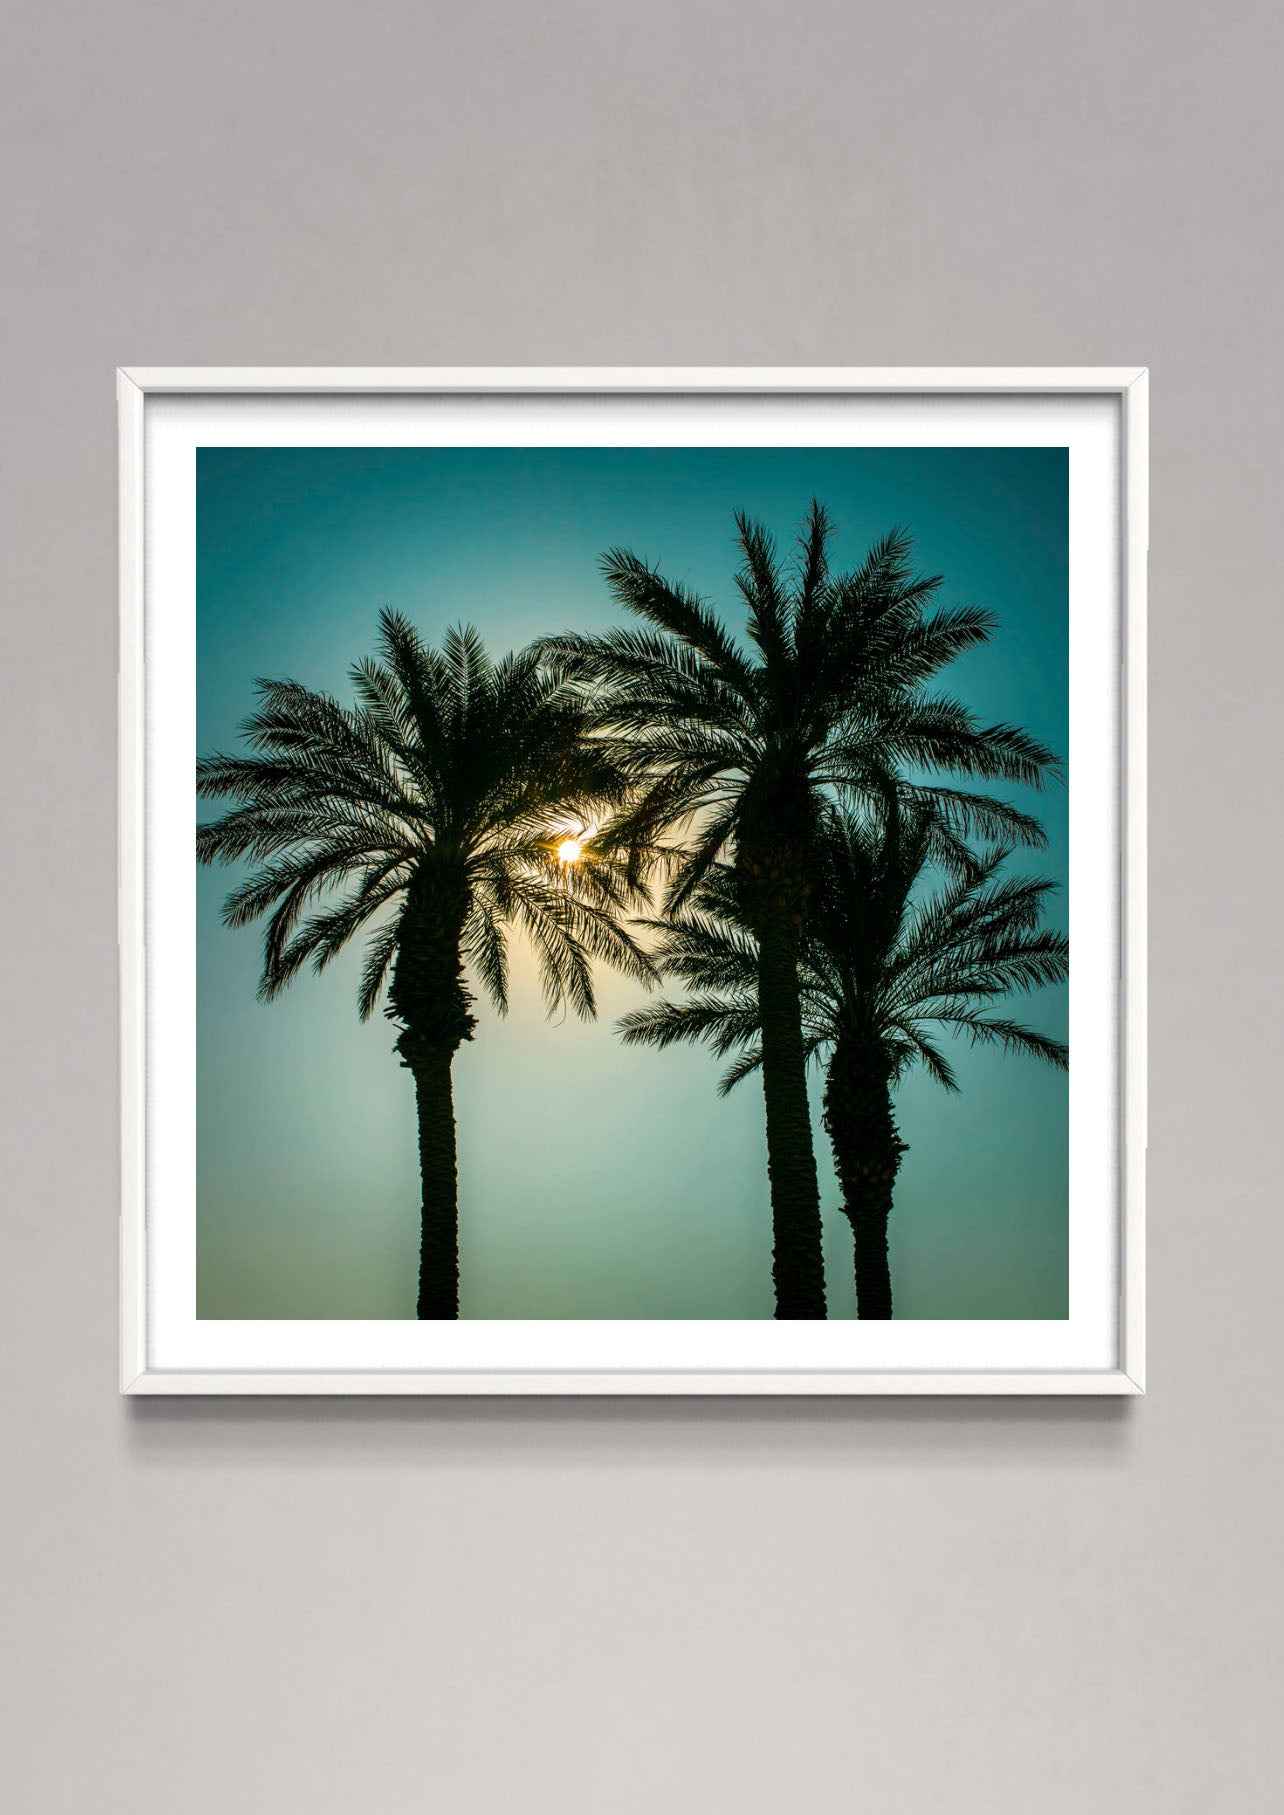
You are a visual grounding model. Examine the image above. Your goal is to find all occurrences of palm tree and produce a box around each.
[544,507,1060,1318]
[619,802,1068,1318]
[197,609,653,1319]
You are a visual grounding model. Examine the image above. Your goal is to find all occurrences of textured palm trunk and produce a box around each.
[389,863,476,1321]
[411,1051,461,1319]
[756,907,827,1320]
[823,1040,905,1319]
[850,1202,893,1321]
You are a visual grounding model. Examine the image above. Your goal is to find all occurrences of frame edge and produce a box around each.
[117,364,1151,395]
[122,1368,1144,1396]
[119,369,148,1394]
[1120,369,1149,1393]
[119,367,1147,1396]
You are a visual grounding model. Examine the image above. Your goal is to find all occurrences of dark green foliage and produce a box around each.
[620,799,1069,1317]
[198,610,655,1318]
[546,508,1061,1318]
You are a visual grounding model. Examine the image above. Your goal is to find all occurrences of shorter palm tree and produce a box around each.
[619,803,1068,1318]
[198,609,654,1319]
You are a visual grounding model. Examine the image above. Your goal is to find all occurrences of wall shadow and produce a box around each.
[124,1390,1135,1471]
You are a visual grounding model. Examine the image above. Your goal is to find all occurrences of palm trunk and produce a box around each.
[389,863,476,1321]
[756,907,827,1319]
[411,1050,461,1319]
[823,1040,904,1320]
[850,1203,893,1322]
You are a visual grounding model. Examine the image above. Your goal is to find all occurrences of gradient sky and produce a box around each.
[196,445,1068,1320]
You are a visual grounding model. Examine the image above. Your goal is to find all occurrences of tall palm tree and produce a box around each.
[197,609,653,1319]
[619,803,1068,1318]
[544,507,1060,1318]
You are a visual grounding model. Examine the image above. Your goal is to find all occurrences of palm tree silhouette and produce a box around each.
[544,508,1060,1318]
[619,801,1068,1318]
[197,609,653,1319]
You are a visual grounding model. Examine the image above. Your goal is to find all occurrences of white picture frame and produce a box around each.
[119,366,1146,1395]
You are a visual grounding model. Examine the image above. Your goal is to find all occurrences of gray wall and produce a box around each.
[3,3,1278,1809]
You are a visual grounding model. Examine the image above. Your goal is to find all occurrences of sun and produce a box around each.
[556,837,584,864]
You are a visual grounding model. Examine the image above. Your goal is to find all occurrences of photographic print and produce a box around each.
[121,371,1144,1390]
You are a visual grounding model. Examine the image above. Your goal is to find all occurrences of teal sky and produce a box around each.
[196,445,1068,1320]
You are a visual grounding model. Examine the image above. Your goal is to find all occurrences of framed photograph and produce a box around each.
[119,367,1146,1394]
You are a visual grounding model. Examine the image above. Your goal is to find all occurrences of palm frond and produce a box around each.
[200,618,654,1028]
[624,797,1067,1108]
[717,1043,766,1095]
[733,511,790,673]
[932,1011,1068,1069]
[618,994,761,1056]
[599,548,757,697]
[357,917,401,1021]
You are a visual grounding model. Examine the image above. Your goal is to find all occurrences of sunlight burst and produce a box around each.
[556,837,584,864]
